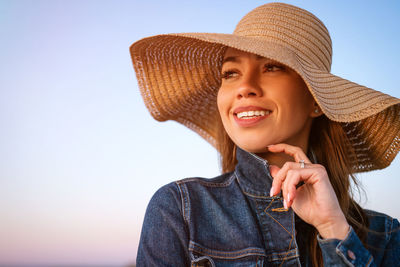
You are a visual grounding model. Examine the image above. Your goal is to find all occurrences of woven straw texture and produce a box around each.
[130,2,400,172]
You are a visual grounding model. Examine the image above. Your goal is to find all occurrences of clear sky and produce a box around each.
[0,0,399,266]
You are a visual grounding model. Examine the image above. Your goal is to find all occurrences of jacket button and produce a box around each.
[347,250,356,260]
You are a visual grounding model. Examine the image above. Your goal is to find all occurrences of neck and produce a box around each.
[256,141,309,168]
[251,120,313,168]
[258,152,295,168]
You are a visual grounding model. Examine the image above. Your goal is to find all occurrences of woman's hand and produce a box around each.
[268,143,350,240]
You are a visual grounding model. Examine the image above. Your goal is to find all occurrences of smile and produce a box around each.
[233,106,272,127]
[236,110,271,119]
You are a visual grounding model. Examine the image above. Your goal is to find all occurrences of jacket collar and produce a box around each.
[234,146,274,197]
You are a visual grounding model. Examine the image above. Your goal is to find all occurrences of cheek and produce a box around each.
[280,80,313,116]
[280,98,311,123]
[216,88,237,140]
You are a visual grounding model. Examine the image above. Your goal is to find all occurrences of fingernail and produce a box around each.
[283,199,288,209]
[270,186,274,197]
[287,193,291,202]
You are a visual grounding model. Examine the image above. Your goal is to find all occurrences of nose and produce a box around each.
[236,73,263,99]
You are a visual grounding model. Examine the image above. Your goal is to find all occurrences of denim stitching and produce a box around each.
[247,153,273,183]
[176,182,190,226]
[264,249,297,257]
[278,211,296,266]
[243,191,278,199]
[388,216,394,242]
[176,174,235,188]
[336,247,355,266]
[191,244,264,255]
[264,199,292,236]
[191,255,216,267]
[263,198,297,266]
[248,151,269,164]
[189,241,266,259]
[366,255,373,267]
[271,207,289,212]
[264,249,298,261]
[291,213,302,266]
[235,171,274,197]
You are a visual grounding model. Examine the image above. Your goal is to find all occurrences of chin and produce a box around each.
[234,138,271,153]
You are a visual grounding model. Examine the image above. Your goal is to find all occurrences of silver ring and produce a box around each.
[299,160,305,169]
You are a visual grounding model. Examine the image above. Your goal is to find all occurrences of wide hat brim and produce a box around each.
[130,32,400,172]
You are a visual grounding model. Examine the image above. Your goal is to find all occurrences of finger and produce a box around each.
[269,164,280,177]
[270,161,298,196]
[282,169,304,209]
[271,162,319,197]
[269,164,281,196]
[268,143,312,163]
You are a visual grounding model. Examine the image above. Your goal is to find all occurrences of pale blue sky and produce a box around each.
[0,0,399,266]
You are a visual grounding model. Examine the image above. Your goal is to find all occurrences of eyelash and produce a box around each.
[264,63,285,72]
[221,70,238,80]
[221,63,285,80]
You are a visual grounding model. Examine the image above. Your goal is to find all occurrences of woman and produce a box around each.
[130,3,400,266]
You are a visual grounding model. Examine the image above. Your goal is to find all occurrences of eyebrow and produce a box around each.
[222,54,265,65]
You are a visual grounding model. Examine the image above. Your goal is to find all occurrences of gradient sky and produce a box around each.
[0,0,399,266]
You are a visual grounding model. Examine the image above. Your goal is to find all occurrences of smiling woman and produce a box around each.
[218,48,317,157]
[130,2,400,266]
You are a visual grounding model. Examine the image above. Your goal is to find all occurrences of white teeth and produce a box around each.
[236,110,270,119]
[238,111,248,118]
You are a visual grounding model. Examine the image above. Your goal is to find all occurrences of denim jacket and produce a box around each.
[137,147,400,266]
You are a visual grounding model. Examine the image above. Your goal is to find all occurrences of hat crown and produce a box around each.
[234,3,332,71]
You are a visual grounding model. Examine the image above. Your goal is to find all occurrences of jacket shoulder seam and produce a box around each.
[175,173,236,187]
[175,181,190,226]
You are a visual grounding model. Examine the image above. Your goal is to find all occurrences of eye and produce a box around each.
[264,63,285,72]
[221,69,239,80]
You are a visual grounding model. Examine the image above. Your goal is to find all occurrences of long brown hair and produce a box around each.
[215,114,369,266]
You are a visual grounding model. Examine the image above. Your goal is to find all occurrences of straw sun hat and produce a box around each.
[130,2,400,172]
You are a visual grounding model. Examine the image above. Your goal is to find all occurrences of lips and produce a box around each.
[233,105,272,127]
